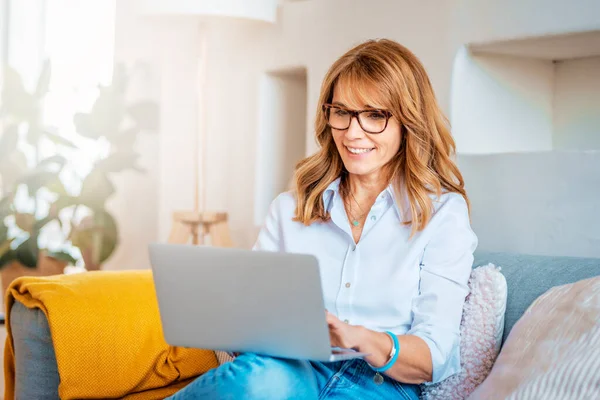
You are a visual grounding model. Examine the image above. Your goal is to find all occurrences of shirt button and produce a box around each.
[371,215,376,221]
[344,319,349,324]
[352,245,356,251]
[345,282,351,288]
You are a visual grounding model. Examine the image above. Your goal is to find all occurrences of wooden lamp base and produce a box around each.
[168,211,233,247]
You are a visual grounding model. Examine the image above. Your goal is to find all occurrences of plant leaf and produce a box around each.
[128,101,159,131]
[1,66,35,121]
[0,221,7,239]
[32,214,58,232]
[94,210,118,264]
[79,170,115,209]
[0,124,20,158]
[18,170,59,197]
[37,154,67,170]
[43,130,78,148]
[15,213,35,232]
[35,59,52,99]
[96,151,144,174]
[70,222,95,251]
[15,236,38,268]
[25,121,44,145]
[46,250,77,265]
[112,63,129,94]
[0,195,14,219]
[45,177,68,196]
[0,149,28,192]
[15,155,67,197]
[48,195,78,217]
[0,248,17,269]
[73,112,99,139]
[74,86,126,139]
[106,125,139,150]
[0,238,13,259]
[70,210,118,268]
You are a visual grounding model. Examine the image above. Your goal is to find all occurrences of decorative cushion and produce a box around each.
[467,275,600,399]
[473,251,600,344]
[421,264,507,400]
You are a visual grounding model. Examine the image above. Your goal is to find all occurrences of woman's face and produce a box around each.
[330,83,401,180]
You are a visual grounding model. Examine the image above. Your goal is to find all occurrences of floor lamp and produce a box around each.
[136,0,277,246]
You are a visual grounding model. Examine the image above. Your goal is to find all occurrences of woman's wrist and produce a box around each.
[361,329,394,368]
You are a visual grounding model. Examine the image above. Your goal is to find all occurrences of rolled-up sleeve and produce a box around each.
[407,195,478,383]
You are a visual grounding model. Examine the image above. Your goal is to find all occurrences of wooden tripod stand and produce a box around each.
[168,211,233,246]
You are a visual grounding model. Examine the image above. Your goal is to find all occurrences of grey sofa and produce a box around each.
[8,251,600,399]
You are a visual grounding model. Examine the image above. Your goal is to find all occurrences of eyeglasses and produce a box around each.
[323,103,393,134]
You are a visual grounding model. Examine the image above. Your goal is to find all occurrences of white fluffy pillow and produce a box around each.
[468,276,600,400]
[421,264,507,400]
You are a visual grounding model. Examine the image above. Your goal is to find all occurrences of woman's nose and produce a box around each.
[345,116,366,139]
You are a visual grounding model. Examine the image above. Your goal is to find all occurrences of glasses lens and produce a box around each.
[327,107,350,130]
[359,111,387,133]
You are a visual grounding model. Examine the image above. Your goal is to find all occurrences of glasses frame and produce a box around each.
[322,103,393,134]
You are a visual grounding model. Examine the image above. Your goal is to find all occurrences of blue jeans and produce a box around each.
[167,353,421,399]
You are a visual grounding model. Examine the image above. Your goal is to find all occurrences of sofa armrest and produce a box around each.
[4,270,218,400]
[10,300,60,399]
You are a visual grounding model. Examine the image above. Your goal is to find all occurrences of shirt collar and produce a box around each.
[322,177,341,212]
[321,177,405,220]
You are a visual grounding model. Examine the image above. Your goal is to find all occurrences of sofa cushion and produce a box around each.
[10,300,60,399]
[421,264,507,400]
[467,275,600,399]
[473,251,600,344]
[5,270,219,400]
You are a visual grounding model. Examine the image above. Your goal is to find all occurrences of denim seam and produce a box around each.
[318,361,356,398]
[391,379,416,400]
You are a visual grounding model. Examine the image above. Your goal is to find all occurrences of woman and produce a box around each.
[169,38,477,400]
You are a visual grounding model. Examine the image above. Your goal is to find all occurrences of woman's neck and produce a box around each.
[346,172,390,204]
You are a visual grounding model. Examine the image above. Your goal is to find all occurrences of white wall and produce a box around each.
[106,2,203,269]
[111,0,600,257]
[254,70,307,225]
[6,0,46,89]
[451,48,554,154]
[452,0,600,46]
[459,152,600,258]
[553,56,600,150]
[0,0,8,65]
[200,0,456,247]
[104,0,161,270]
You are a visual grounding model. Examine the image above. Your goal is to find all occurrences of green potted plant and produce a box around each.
[0,61,158,294]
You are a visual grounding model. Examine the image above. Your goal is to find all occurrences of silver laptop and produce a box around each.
[148,243,368,362]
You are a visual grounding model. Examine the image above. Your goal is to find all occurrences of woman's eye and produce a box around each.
[367,112,385,120]
[334,109,349,117]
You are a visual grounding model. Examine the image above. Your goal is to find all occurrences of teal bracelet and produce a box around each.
[371,331,400,373]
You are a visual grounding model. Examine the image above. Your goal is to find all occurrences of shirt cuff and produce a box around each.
[410,330,461,384]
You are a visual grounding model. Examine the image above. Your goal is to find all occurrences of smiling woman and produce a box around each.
[167,38,478,400]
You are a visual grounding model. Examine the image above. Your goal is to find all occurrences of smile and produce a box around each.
[345,146,375,154]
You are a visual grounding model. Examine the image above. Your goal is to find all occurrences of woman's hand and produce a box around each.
[326,310,368,351]
[326,311,394,367]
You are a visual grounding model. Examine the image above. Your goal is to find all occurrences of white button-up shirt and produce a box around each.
[252,178,478,383]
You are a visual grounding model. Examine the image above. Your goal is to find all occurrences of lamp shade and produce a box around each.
[136,0,278,23]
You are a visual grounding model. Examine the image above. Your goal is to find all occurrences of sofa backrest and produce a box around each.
[459,152,600,259]
[473,251,600,345]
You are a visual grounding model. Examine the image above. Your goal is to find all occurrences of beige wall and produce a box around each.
[451,49,555,154]
[553,56,600,150]
[106,0,600,269]
[200,0,456,248]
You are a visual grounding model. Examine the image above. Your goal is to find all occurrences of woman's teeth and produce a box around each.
[346,146,374,154]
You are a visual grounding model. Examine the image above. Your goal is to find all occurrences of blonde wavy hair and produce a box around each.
[293,39,469,235]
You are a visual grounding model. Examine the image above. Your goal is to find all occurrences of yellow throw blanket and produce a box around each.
[4,270,219,399]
